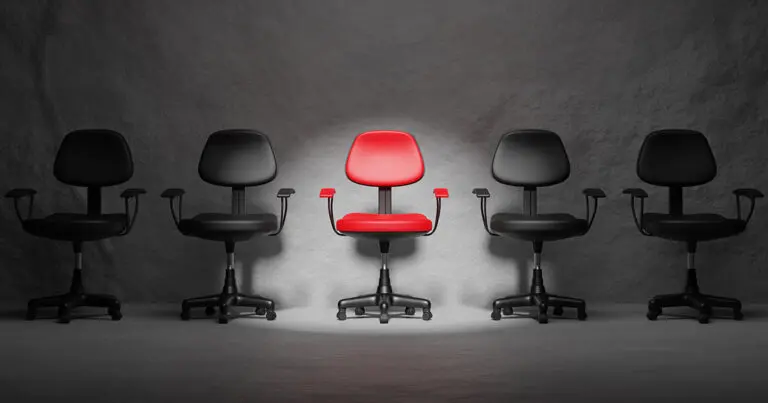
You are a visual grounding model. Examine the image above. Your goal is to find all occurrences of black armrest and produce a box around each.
[4,188,37,222]
[622,188,648,198]
[734,188,764,199]
[118,187,147,235]
[582,188,606,198]
[582,188,606,231]
[277,188,295,198]
[161,188,186,198]
[319,188,345,236]
[269,188,295,236]
[622,187,651,236]
[733,188,764,223]
[121,188,147,198]
[5,188,37,198]
[471,188,499,237]
[424,188,448,236]
[160,188,186,229]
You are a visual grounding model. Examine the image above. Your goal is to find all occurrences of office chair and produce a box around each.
[623,129,763,324]
[473,129,605,324]
[5,129,146,324]
[320,130,448,324]
[161,129,294,324]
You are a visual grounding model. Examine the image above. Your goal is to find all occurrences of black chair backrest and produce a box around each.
[492,129,570,187]
[198,129,277,187]
[53,129,134,187]
[637,129,716,187]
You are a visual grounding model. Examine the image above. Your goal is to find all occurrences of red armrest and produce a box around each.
[433,188,449,198]
[320,188,336,198]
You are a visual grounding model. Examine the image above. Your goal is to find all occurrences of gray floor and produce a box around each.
[1,303,767,403]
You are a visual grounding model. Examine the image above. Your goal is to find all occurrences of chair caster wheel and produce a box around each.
[379,314,390,324]
[734,310,744,321]
[205,306,217,316]
[180,310,191,321]
[537,313,549,324]
[491,309,502,321]
[537,306,548,324]
[109,308,122,321]
[422,310,433,321]
[405,307,416,316]
[336,310,347,321]
[218,316,229,324]
[553,306,564,316]
[265,311,277,321]
[536,304,549,324]
[57,306,71,324]
[254,307,267,316]
[577,309,587,321]
[25,309,36,321]
[698,312,710,324]
[354,307,365,316]
[502,307,513,316]
[647,302,661,321]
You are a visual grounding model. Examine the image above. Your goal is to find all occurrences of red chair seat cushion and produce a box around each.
[336,213,432,233]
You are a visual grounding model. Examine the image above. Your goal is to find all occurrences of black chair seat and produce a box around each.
[642,213,746,242]
[490,213,589,241]
[23,213,128,241]
[178,213,278,242]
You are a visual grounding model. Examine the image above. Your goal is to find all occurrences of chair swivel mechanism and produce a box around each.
[320,130,448,324]
[473,129,605,324]
[5,129,146,324]
[623,129,762,324]
[161,129,294,324]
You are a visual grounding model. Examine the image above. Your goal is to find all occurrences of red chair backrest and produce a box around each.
[345,131,425,187]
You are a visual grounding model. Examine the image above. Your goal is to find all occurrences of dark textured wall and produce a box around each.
[1,0,767,307]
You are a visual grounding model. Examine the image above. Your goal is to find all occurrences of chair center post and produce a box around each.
[377,187,393,294]
[223,241,238,295]
[530,241,546,295]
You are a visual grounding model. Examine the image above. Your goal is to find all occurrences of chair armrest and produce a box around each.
[277,188,296,198]
[424,188,448,236]
[319,188,345,236]
[118,188,147,236]
[5,188,37,199]
[472,188,490,198]
[733,188,764,223]
[4,188,37,222]
[120,188,147,198]
[583,188,606,198]
[581,187,606,231]
[433,188,449,198]
[160,188,187,229]
[733,188,764,199]
[622,187,651,236]
[622,188,648,198]
[471,188,499,236]
[161,188,185,199]
[269,188,296,236]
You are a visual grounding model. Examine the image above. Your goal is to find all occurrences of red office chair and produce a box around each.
[320,130,448,324]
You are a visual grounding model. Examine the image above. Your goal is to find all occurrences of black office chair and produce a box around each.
[5,129,146,324]
[161,129,294,324]
[623,129,763,324]
[473,129,605,324]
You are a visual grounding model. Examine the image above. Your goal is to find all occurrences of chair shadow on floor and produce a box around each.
[0,306,115,322]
